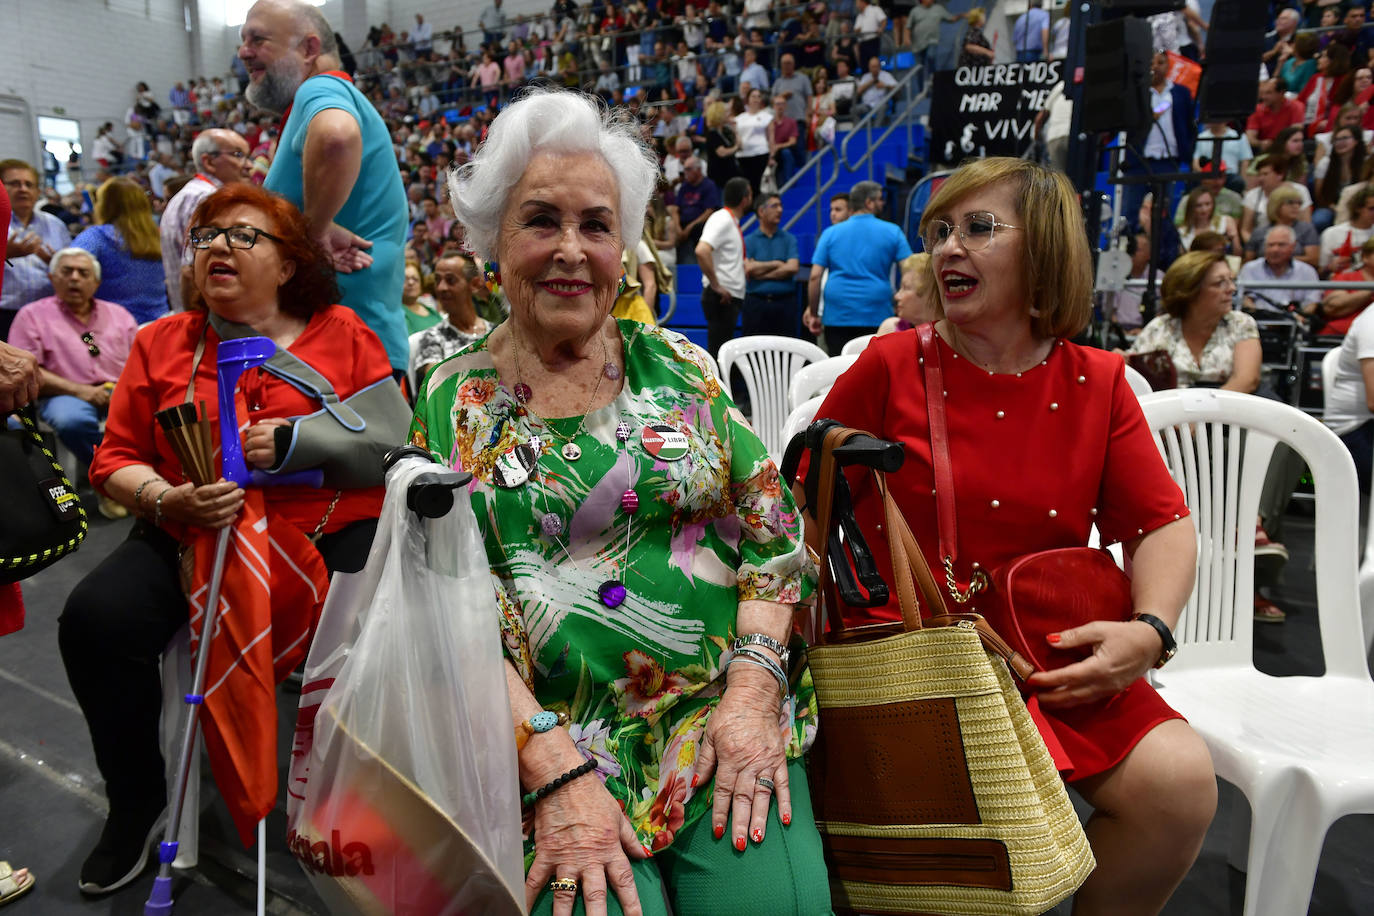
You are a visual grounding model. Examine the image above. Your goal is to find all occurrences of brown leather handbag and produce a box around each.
[918,324,1135,673]
[796,422,1094,916]
[1125,349,1178,392]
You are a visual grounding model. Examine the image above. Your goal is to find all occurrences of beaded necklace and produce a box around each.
[509,321,622,461]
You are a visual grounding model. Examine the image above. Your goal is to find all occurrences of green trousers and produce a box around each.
[530,758,833,916]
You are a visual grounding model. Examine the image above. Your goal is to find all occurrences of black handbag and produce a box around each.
[0,406,88,584]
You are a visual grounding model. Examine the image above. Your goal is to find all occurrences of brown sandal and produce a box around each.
[0,861,35,907]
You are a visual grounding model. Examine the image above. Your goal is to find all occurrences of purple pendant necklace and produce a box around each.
[510,323,622,461]
[537,416,637,608]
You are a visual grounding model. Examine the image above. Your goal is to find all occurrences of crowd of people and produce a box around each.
[3,0,1374,912]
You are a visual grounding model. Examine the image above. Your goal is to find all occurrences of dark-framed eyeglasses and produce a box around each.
[81,331,100,357]
[921,211,1021,253]
[188,225,283,250]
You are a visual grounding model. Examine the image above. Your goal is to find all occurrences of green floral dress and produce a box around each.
[409,320,817,859]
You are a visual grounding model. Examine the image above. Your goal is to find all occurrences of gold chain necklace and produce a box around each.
[509,322,615,462]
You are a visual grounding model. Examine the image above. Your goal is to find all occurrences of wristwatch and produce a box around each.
[730,633,790,667]
[1132,613,1177,669]
[515,710,568,751]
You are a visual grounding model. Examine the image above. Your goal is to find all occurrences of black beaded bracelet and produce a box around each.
[522,758,597,807]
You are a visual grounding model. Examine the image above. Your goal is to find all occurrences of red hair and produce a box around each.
[186,184,339,320]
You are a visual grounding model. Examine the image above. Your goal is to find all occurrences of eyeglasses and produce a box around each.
[81,331,100,357]
[921,211,1021,253]
[213,149,248,160]
[188,225,283,249]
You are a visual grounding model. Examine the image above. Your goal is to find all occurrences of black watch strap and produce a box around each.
[1133,612,1177,668]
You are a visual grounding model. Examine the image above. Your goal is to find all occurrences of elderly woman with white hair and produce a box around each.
[8,247,137,515]
[409,89,831,916]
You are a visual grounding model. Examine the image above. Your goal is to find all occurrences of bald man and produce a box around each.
[240,0,409,370]
[159,128,251,310]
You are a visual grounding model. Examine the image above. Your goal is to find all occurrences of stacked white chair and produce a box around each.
[788,355,859,410]
[1139,387,1374,916]
[840,334,875,356]
[718,336,828,462]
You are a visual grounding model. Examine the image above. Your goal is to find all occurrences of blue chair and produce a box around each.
[676,264,704,296]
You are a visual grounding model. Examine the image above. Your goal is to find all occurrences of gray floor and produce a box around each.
[1,507,1372,914]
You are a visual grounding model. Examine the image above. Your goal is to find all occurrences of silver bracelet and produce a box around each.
[153,486,173,527]
[726,648,790,700]
[133,476,166,516]
[731,632,790,666]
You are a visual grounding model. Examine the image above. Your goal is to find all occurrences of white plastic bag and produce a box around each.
[287,457,524,915]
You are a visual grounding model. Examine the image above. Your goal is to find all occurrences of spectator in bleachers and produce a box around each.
[241,0,409,374]
[768,93,801,183]
[739,47,771,96]
[742,192,800,337]
[1122,52,1196,234]
[71,178,167,325]
[1297,43,1349,135]
[1013,0,1049,64]
[1103,230,1153,338]
[1193,121,1252,183]
[1312,235,1374,339]
[160,129,252,311]
[958,7,994,67]
[1313,125,1366,232]
[1264,126,1310,185]
[8,248,137,512]
[854,0,887,68]
[807,180,912,354]
[1320,185,1374,275]
[697,176,752,357]
[1179,186,1242,255]
[854,55,898,124]
[910,0,964,84]
[1262,7,1301,76]
[1276,29,1320,93]
[1330,4,1374,67]
[1322,285,1374,492]
[807,69,838,150]
[411,251,490,386]
[401,261,442,336]
[1238,223,1321,315]
[1246,79,1306,149]
[675,156,720,264]
[480,0,506,46]
[734,89,774,195]
[1245,187,1320,268]
[1313,102,1371,165]
[1241,155,1312,244]
[1,159,71,341]
[773,53,813,123]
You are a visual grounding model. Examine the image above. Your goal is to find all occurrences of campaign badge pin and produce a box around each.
[641,424,689,461]
[493,442,537,488]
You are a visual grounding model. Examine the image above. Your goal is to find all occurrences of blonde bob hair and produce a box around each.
[901,252,935,298]
[917,157,1093,339]
[1160,249,1224,319]
[1265,185,1304,225]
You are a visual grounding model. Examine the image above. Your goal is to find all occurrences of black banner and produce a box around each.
[929,61,1062,163]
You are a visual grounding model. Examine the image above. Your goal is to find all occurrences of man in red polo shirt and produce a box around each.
[1246,79,1305,148]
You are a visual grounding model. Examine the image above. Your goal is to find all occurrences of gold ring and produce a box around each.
[549,877,580,893]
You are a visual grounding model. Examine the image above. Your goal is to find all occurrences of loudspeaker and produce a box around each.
[1097,0,1184,13]
[1197,0,1268,121]
[1081,16,1153,134]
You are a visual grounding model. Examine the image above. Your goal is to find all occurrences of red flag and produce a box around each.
[185,489,329,846]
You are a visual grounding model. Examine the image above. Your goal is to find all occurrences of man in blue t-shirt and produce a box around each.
[807,181,912,355]
[742,193,801,338]
[240,0,408,371]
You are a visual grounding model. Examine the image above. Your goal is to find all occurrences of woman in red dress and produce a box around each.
[812,157,1216,915]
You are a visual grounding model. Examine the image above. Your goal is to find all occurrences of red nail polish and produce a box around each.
[782,812,792,826]
[1047,633,1062,644]
[751,828,763,844]
[713,824,724,840]
[642,844,653,857]
[734,836,746,852]
[690,774,699,788]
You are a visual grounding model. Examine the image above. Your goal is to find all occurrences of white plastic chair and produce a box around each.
[781,395,826,453]
[788,355,858,410]
[1322,346,1374,653]
[1139,388,1374,916]
[1122,363,1153,400]
[840,334,875,356]
[719,336,828,462]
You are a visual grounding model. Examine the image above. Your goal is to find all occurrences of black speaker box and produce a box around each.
[1081,16,1153,134]
[1197,0,1268,121]
[1097,0,1184,13]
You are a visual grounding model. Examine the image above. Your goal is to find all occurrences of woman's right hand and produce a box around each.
[158,479,244,529]
[525,774,648,916]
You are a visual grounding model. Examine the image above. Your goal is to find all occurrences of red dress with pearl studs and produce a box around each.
[807,326,1190,781]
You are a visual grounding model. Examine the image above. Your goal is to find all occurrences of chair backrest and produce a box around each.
[840,334,875,356]
[719,335,828,461]
[788,354,859,410]
[1122,364,1153,401]
[1138,388,1365,678]
[1322,345,1341,409]
[781,395,826,453]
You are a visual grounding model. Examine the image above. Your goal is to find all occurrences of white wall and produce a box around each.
[0,0,207,164]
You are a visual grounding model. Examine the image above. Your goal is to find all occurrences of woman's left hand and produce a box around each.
[692,674,790,851]
[243,417,291,469]
[1026,619,1163,708]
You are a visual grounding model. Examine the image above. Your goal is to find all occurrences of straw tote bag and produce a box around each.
[798,423,1094,916]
